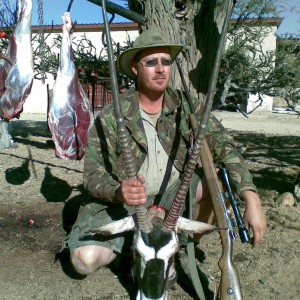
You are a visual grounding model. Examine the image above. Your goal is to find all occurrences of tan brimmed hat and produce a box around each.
[118,29,183,79]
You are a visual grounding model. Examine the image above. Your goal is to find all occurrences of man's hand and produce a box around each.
[115,174,147,206]
[242,190,267,248]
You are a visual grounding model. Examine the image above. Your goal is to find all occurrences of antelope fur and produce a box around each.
[90,211,216,236]
[89,207,216,299]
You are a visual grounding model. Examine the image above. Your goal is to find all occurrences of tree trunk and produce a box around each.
[131,0,233,102]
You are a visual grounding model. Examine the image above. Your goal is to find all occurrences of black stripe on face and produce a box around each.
[141,258,165,299]
[135,245,176,299]
[141,219,173,251]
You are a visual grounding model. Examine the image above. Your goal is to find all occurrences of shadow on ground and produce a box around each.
[231,131,300,194]
[10,120,54,149]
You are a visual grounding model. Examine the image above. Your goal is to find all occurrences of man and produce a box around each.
[65,29,266,275]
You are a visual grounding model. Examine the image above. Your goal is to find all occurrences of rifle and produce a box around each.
[175,0,245,296]
[200,141,243,299]
[178,87,244,299]
[177,67,244,298]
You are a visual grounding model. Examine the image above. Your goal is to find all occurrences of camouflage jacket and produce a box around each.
[83,86,257,203]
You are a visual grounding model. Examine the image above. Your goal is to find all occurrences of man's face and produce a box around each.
[131,47,172,95]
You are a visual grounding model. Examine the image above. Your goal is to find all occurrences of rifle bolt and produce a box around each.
[227,288,234,295]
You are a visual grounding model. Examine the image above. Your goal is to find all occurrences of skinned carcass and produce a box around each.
[0,0,33,120]
[88,205,217,300]
[48,12,92,160]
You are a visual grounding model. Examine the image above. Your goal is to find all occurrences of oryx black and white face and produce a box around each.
[89,206,216,300]
[133,216,179,300]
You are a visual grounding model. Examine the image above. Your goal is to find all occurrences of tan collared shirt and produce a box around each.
[139,109,180,196]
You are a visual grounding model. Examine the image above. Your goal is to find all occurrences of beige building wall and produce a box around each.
[247,24,278,113]
[226,22,279,113]
[23,20,281,114]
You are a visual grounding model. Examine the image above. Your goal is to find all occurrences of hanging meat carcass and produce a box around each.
[0,0,34,120]
[48,12,92,160]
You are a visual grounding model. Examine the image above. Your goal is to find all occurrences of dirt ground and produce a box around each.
[0,111,299,300]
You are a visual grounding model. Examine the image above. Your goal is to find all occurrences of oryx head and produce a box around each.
[89,204,216,300]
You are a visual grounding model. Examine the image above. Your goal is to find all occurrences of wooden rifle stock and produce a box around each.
[174,0,240,295]
[201,141,242,300]
[189,114,242,299]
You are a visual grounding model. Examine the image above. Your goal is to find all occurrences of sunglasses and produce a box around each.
[138,58,173,67]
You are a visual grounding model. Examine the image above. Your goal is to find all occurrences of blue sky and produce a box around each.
[7,0,300,35]
[276,0,300,35]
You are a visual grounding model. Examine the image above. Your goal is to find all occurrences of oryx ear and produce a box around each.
[176,217,217,234]
[87,216,135,235]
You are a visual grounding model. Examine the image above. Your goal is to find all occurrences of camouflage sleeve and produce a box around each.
[83,110,120,202]
[205,114,258,198]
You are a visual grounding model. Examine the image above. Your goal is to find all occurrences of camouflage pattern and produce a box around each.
[83,86,257,203]
[65,173,200,252]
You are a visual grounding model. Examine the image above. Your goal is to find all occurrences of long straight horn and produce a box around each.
[164,0,233,230]
[101,0,152,233]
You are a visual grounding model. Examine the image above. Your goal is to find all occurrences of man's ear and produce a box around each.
[131,61,138,76]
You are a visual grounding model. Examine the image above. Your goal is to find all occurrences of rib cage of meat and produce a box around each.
[48,12,92,160]
[0,0,34,120]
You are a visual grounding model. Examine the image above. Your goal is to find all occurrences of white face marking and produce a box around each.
[135,231,155,277]
[156,232,178,277]
[136,290,165,300]
[135,230,179,279]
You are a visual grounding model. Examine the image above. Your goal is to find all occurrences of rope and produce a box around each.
[101,13,115,47]
[67,0,75,12]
